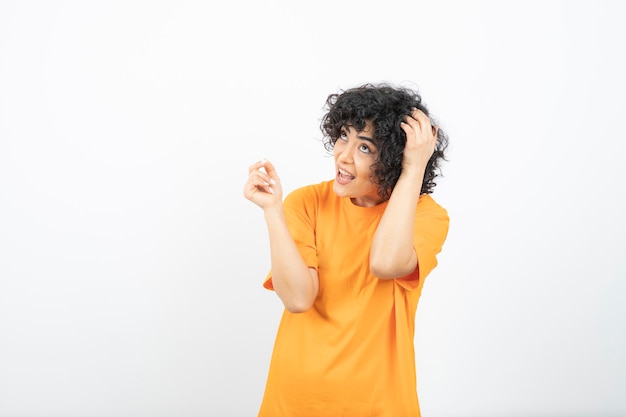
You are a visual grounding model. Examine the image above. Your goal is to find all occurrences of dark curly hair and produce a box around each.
[320,83,448,200]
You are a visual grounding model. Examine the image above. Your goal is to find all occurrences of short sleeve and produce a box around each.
[263,186,319,291]
[396,195,450,291]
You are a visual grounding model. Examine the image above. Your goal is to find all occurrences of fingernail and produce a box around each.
[269,179,276,185]
[268,187,274,194]
[260,158,267,163]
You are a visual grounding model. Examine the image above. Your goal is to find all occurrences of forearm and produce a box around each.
[370,169,424,279]
[264,205,318,313]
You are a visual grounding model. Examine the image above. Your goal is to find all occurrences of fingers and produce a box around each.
[248,172,274,193]
[248,159,269,174]
[401,109,439,151]
[244,159,282,202]
[402,108,433,135]
[399,110,439,169]
[262,159,279,181]
[248,159,278,185]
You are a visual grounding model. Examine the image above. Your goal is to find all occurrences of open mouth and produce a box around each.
[336,167,355,185]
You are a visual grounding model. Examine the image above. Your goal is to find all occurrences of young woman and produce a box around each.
[244,83,450,417]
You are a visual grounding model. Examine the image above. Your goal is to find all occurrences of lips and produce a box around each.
[336,167,355,185]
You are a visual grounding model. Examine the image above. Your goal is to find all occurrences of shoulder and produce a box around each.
[417,194,448,218]
[282,180,334,228]
[284,180,335,207]
[415,194,450,237]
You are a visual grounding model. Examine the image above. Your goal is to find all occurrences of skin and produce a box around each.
[243,109,438,312]
[243,159,319,313]
[332,122,382,207]
[370,109,438,278]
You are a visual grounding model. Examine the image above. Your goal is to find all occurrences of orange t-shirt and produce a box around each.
[259,180,449,417]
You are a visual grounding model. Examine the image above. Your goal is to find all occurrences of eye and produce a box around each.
[339,131,348,141]
[359,143,371,154]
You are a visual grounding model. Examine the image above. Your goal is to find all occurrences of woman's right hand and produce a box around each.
[243,159,283,209]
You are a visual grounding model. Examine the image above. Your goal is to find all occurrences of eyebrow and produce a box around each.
[343,126,376,144]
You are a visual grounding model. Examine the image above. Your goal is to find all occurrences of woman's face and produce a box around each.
[332,121,382,207]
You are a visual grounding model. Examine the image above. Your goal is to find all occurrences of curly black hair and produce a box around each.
[320,83,448,200]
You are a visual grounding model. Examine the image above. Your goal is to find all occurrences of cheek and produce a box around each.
[356,155,376,172]
[363,161,380,185]
[332,142,345,159]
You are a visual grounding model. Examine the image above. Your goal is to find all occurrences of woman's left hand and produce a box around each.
[400,108,438,174]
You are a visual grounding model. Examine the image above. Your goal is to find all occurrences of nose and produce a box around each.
[334,142,353,164]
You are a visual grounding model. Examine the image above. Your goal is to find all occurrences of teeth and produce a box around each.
[339,168,352,176]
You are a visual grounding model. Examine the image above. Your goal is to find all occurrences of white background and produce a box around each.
[1,1,624,416]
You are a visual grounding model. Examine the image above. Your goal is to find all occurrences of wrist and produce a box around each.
[263,203,284,219]
[398,164,426,182]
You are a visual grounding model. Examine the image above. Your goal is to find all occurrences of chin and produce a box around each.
[332,181,351,198]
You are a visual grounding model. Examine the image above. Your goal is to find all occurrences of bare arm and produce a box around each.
[370,109,438,279]
[244,160,318,313]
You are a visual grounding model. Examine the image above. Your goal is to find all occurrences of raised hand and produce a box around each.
[243,159,283,209]
[400,108,439,174]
